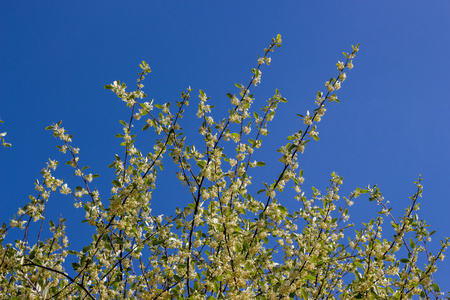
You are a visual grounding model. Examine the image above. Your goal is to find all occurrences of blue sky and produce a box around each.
[1,1,450,290]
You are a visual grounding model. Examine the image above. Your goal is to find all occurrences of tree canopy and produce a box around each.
[1,35,449,299]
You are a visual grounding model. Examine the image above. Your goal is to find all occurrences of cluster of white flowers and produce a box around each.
[196,90,211,118]
[303,110,313,125]
[257,56,271,66]
[252,69,262,86]
[0,119,11,147]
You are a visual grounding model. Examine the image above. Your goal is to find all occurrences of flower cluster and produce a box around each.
[0,119,11,147]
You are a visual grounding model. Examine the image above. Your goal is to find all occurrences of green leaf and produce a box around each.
[196,160,206,169]
[305,275,315,281]
[154,104,163,109]
[313,135,319,141]
[256,161,265,167]
[353,261,363,268]
[142,123,150,131]
[431,283,440,292]
[278,205,288,213]
[72,262,80,270]
[301,289,308,299]
[242,242,249,252]
[400,258,410,263]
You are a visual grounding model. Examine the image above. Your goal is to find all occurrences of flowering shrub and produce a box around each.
[1,35,449,299]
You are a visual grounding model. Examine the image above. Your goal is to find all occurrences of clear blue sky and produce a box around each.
[1,1,449,290]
